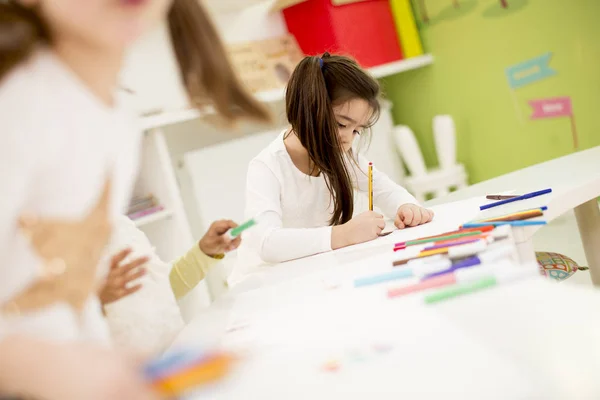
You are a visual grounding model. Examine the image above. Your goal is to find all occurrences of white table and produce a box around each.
[426,146,600,285]
[172,195,600,399]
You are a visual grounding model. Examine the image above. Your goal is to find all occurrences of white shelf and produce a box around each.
[202,0,266,14]
[255,87,287,103]
[368,54,434,79]
[140,108,206,131]
[139,55,433,130]
[133,208,174,228]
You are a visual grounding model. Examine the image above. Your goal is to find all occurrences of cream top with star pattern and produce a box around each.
[0,49,142,343]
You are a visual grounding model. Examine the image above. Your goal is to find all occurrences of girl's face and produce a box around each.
[333,98,372,152]
[25,0,172,51]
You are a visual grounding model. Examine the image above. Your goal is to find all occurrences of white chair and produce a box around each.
[392,121,468,203]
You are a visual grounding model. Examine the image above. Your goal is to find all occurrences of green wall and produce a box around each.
[383,0,600,183]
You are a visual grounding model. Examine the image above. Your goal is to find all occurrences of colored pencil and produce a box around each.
[479,188,552,211]
[393,230,484,251]
[486,195,518,200]
[394,226,494,249]
[393,240,488,266]
[368,162,373,211]
[461,220,547,228]
[473,207,546,224]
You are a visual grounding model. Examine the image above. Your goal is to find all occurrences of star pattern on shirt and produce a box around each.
[1,180,113,317]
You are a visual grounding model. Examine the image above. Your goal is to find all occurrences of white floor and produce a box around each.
[532,210,593,287]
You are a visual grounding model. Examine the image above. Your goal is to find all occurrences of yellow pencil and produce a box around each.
[368,162,373,211]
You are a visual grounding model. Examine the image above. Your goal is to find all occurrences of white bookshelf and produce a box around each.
[139,55,434,129]
[132,129,211,322]
[133,208,174,228]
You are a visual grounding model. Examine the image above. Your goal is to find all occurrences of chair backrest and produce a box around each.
[392,125,427,177]
[432,115,457,170]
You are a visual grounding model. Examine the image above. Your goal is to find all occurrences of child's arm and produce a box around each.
[244,160,334,263]
[103,217,237,302]
[168,220,238,299]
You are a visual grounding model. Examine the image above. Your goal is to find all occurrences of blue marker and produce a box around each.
[462,220,547,228]
[479,188,552,211]
[354,259,462,288]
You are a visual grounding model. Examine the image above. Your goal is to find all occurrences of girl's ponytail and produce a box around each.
[285,54,355,225]
[168,0,271,123]
[0,2,49,81]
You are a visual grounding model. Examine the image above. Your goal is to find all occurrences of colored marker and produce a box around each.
[486,195,519,200]
[474,206,547,223]
[368,162,373,211]
[424,267,539,304]
[394,226,495,249]
[394,230,484,251]
[479,188,552,211]
[354,258,458,287]
[145,349,206,381]
[422,245,515,280]
[388,259,526,298]
[393,239,488,266]
[151,353,234,396]
[423,237,486,252]
[461,220,547,228]
[226,218,257,239]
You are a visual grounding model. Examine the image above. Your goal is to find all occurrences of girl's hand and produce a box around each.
[198,220,242,257]
[99,248,148,306]
[332,211,385,249]
[395,204,434,229]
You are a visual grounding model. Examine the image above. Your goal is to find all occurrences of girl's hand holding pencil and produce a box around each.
[331,211,385,249]
[395,204,434,229]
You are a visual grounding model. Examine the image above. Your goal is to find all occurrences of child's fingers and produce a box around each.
[124,267,146,284]
[110,248,133,269]
[212,220,238,235]
[401,207,415,226]
[394,214,406,229]
[118,256,149,276]
[228,237,242,251]
[415,207,426,226]
[122,284,143,298]
[428,209,435,221]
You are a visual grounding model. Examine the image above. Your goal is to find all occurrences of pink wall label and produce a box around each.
[529,96,572,119]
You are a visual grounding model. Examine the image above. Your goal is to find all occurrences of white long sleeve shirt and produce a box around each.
[229,131,417,285]
[102,215,220,355]
[0,49,142,343]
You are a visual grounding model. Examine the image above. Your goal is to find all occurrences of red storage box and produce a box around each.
[280,0,403,68]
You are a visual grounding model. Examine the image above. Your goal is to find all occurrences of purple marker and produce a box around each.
[422,244,515,280]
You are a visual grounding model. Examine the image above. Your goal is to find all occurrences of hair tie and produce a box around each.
[318,58,324,69]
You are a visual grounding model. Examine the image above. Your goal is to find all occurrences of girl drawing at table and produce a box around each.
[230,53,434,285]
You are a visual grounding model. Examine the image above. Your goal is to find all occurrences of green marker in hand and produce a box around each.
[226,218,257,240]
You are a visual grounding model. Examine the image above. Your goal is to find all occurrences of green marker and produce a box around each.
[227,218,257,239]
[395,231,484,249]
[424,276,497,304]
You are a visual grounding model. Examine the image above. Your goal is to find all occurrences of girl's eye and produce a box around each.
[353,130,361,135]
[337,122,347,128]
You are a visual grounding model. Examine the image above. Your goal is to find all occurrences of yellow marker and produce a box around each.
[368,162,373,211]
